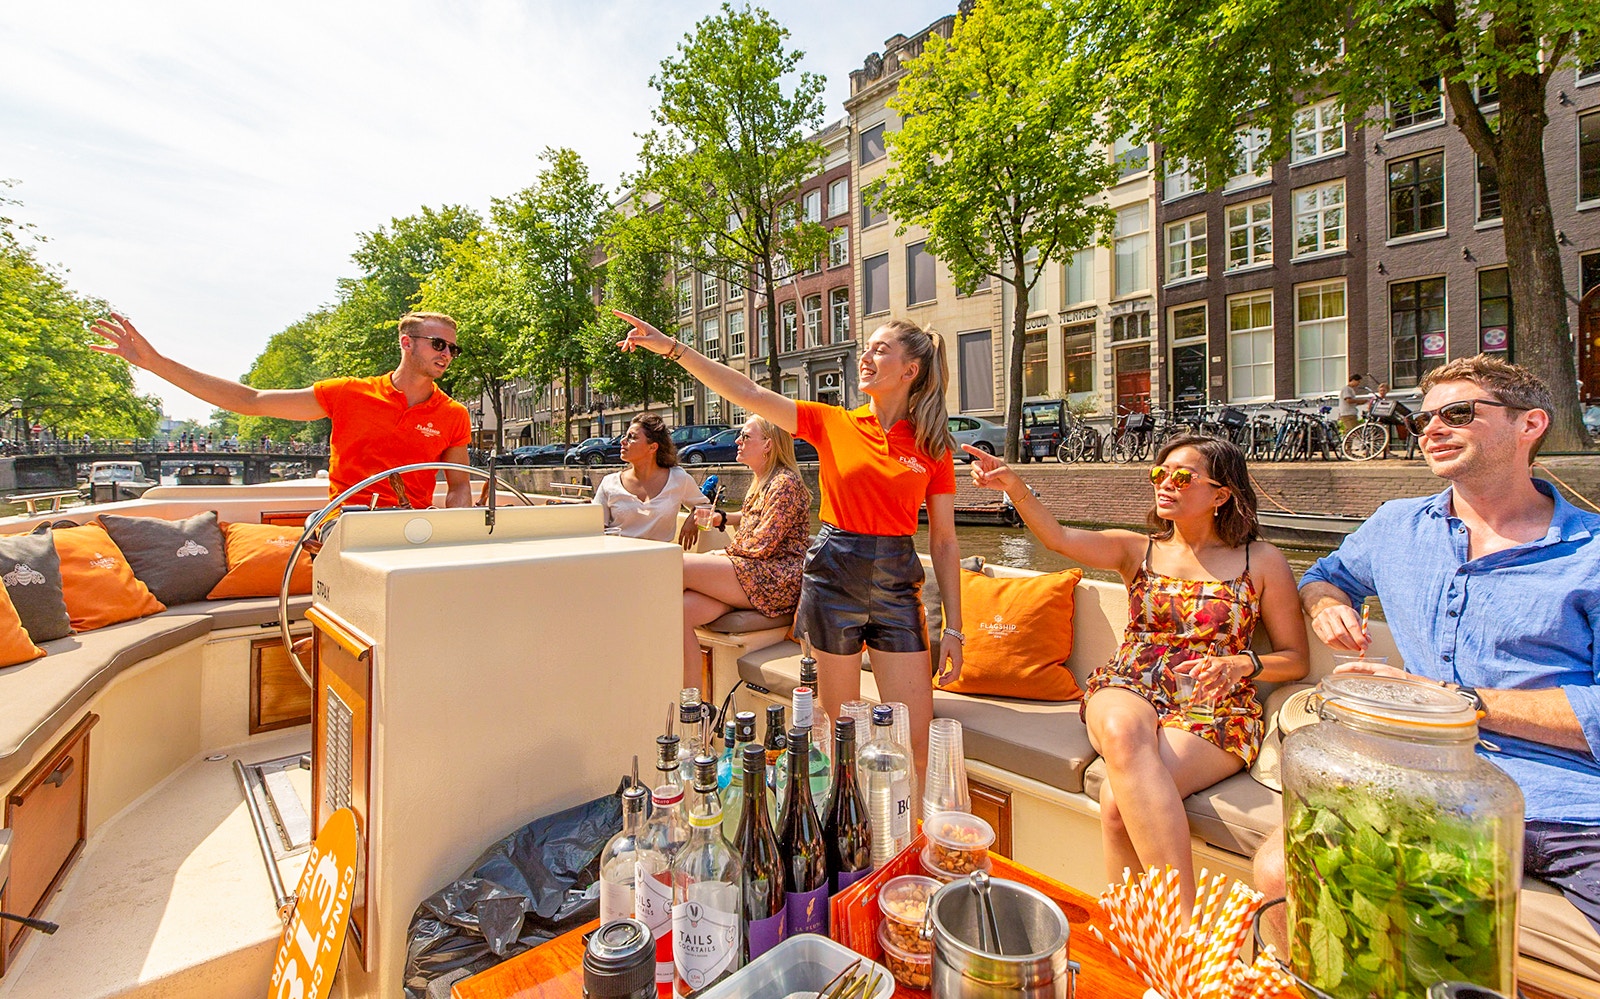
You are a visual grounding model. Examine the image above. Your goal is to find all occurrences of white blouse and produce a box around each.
[593,466,709,542]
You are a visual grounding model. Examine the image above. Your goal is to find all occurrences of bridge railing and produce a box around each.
[2,439,330,457]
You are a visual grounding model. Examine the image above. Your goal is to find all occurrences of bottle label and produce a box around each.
[785,884,830,936]
[747,909,787,959]
[599,874,635,925]
[672,898,739,990]
[891,781,913,840]
[833,867,871,894]
[634,864,674,982]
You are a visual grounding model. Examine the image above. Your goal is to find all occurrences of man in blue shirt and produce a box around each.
[1254,355,1600,972]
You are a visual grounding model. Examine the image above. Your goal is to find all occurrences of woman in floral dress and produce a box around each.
[965,434,1308,910]
[680,415,812,686]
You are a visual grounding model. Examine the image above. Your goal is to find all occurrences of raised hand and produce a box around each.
[89,313,162,371]
[962,443,1021,492]
[613,310,675,356]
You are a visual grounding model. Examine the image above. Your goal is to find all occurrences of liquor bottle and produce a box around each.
[857,704,914,867]
[715,717,737,791]
[636,734,690,994]
[733,743,786,961]
[797,639,833,771]
[762,704,787,806]
[776,726,829,936]
[671,755,742,996]
[719,712,758,841]
[678,688,705,786]
[599,779,650,924]
[823,717,873,894]
[774,685,831,815]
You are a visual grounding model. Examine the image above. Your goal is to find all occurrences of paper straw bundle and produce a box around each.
[1091,867,1298,999]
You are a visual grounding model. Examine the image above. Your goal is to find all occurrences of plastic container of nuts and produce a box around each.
[922,811,995,878]
[877,875,938,956]
[877,920,933,989]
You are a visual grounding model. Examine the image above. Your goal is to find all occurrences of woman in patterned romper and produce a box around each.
[965,434,1308,910]
[679,415,812,686]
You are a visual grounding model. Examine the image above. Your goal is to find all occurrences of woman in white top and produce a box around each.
[593,413,708,545]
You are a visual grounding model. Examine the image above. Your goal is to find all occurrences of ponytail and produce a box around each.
[882,319,954,461]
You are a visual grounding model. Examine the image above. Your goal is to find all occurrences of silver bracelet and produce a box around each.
[943,627,965,644]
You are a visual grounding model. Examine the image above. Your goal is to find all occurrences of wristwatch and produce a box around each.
[1242,648,1264,681]
[1456,684,1487,715]
[715,510,727,530]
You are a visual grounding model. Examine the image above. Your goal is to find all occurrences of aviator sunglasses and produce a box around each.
[1401,398,1522,436]
[414,335,463,358]
[1149,466,1220,489]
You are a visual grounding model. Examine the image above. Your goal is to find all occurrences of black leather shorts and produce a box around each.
[793,523,927,656]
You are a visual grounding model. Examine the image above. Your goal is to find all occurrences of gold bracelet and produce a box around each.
[666,341,687,363]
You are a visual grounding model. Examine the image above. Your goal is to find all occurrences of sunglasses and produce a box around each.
[1402,398,1522,436]
[1149,466,1220,489]
[416,336,463,358]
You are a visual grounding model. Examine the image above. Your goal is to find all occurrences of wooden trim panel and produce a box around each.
[250,635,313,734]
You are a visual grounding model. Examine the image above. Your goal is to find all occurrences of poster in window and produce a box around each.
[1480,326,1508,352]
[1421,332,1447,358]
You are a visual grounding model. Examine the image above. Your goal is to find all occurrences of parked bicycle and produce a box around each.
[1341,396,1418,461]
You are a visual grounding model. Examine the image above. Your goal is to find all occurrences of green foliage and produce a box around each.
[239,312,334,443]
[582,204,683,409]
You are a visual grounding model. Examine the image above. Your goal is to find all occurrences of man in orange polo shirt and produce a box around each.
[91,311,473,508]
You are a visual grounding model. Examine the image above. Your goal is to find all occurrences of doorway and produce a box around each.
[1115,344,1151,413]
[1582,286,1600,406]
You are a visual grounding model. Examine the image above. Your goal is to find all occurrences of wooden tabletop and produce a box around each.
[452,863,1145,999]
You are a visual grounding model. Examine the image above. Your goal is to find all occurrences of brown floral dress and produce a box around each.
[1083,538,1265,765]
[726,468,810,617]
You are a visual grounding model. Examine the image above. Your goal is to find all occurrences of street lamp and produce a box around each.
[9,398,21,444]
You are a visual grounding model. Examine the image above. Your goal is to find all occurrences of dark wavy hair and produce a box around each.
[630,413,678,468]
[1145,435,1259,548]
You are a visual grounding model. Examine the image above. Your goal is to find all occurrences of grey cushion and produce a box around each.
[0,531,72,642]
[100,511,228,606]
[166,594,314,631]
[738,642,880,699]
[1083,761,1282,857]
[705,609,793,634]
[934,689,1095,793]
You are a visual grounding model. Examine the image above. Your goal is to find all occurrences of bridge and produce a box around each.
[3,445,330,491]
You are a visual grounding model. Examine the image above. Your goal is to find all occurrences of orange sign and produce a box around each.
[270,807,360,999]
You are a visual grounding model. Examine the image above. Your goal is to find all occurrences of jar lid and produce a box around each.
[1317,674,1478,731]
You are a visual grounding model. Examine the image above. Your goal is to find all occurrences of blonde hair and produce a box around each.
[744,416,811,510]
[881,319,954,461]
[399,312,457,337]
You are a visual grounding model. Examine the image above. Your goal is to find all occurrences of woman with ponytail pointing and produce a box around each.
[615,311,963,779]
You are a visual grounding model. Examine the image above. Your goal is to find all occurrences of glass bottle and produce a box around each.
[635,734,689,994]
[762,704,787,808]
[857,704,914,867]
[715,718,737,791]
[774,685,832,815]
[677,688,705,786]
[797,643,833,771]
[776,726,829,936]
[733,743,786,961]
[719,712,758,841]
[823,717,873,894]
[671,755,742,996]
[599,780,650,925]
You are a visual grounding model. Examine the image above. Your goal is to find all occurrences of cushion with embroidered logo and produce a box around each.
[0,580,45,668]
[0,531,73,642]
[100,511,228,606]
[47,523,167,631]
[941,568,1083,701]
[208,522,313,599]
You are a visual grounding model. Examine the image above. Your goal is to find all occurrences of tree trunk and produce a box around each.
[763,270,781,391]
[1004,263,1028,463]
[561,364,573,444]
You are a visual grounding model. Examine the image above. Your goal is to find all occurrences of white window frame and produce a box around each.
[829,287,850,343]
[701,274,719,309]
[1580,109,1600,209]
[1226,125,1271,191]
[1061,248,1093,307]
[1292,179,1345,258]
[803,294,823,347]
[803,189,822,223]
[701,316,721,360]
[1291,97,1345,164]
[829,226,850,268]
[677,277,692,315]
[1388,77,1445,134]
[726,310,745,359]
[1226,197,1273,271]
[1162,156,1205,202]
[1113,202,1151,298]
[780,300,798,354]
[757,309,769,358]
[1164,215,1207,284]
[827,177,849,217]
[1227,290,1275,402]
[1113,133,1149,179]
[1294,279,1348,397]
[1476,155,1503,223]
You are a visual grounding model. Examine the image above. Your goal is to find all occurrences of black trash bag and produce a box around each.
[403,786,624,998]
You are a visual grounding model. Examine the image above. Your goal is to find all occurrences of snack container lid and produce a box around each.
[923,810,996,851]
[878,874,942,924]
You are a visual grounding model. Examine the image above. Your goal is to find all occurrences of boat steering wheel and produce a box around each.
[276,462,538,688]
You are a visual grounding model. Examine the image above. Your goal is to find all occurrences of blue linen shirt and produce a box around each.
[1301,479,1600,823]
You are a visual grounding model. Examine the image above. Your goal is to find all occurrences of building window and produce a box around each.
[677,277,692,315]
[701,274,719,309]
[1165,215,1207,283]
[1478,268,1512,356]
[1474,79,1499,109]
[803,189,822,223]
[757,308,769,358]
[1023,329,1049,397]
[1169,305,1207,408]
[828,177,849,217]
[958,331,994,411]
[1226,198,1273,270]
[1291,98,1345,162]
[1163,156,1204,201]
[727,311,745,358]
[701,316,721,360]
[860,123,886,164]
[829,226,850,268]
[1228,291,1275,401]
[1114,203,1151,298]
[1581,58,1600,86]
[862,189,887,228]
[780,301,798,354]
[1062,248,1093,306]
[1295,280,1347,396]
[1226,125,1271,190]
[830,287,850,342]
[1293,180,1345,257]
[1110,312,1150,342]
[1063,326,1095,395]
[803,294,823,347]
[1390,277,1447,388]
[1477,157,1502,222]
[781,376,800,399]
[1390,77,1444,131]
[907,241,937,305]
[705,389,722,420]
[1114,133,1149,179]
[864,252,889,315]
[1021,249,1045,314]
[1581,111,1600,206]
[1389,151,1446,238]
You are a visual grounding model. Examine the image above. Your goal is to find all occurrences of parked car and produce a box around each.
[1018,400,1071,463]
[679,428,819,465]
[498,445,543,465]
[948,415,1007,461]
[519,443,572,466]
[563,437,608,465]
[568,435,623,466]
[670,423,730,448]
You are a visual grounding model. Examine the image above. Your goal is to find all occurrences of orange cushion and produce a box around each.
[208,523,312,599]
[0,583,46,667]
[50,524,166,631]
[942,569,1083,701]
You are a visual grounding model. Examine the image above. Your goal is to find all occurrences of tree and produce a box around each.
[872,0,1119,461]
[1087,0,1599,450]
[238,312,334,444]
[494,148,609,444]
[581,203,685,419]
[632,2,830,389]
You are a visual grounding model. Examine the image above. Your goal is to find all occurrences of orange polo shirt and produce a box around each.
[312,375,471,507]
[796,400,955,536]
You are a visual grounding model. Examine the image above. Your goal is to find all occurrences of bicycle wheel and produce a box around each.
[1342,423,1386,461]
[1057,433,1079,463]
[1111,431,1138,463]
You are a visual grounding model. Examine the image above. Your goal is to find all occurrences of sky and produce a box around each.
[0,0,953,421]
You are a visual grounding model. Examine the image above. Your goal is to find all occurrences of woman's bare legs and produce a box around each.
[1086,687,1244,910]
[682,553,753,688]
[812,645,936,798]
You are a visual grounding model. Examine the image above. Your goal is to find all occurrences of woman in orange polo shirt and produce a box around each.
[614,311,963,779]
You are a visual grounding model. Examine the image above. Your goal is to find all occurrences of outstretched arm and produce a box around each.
[614,311,796,434]
[91,313,327,421]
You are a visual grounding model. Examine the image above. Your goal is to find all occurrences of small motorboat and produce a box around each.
[174,463,234,485]
[78,461,158,504]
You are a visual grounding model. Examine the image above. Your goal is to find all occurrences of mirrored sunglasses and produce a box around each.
[1149,466,1219,490]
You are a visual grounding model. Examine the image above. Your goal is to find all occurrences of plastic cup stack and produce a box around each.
[885,701,920,804]
[840,700,873,738]
[922,718,970,820]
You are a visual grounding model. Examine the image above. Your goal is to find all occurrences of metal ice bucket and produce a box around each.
[921,876,1076,999]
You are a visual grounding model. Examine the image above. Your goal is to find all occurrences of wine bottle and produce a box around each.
[776,726,829,936]
[598,779,650,924]
[635,734,690,993]
[774,685,832,815]
[677,688,704,786]
[797,641,833,771]
[671,755,742,996]
[761,704,787,809]
[823,717,873,894]
[857,704,914,867]
[733,743,786,961]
